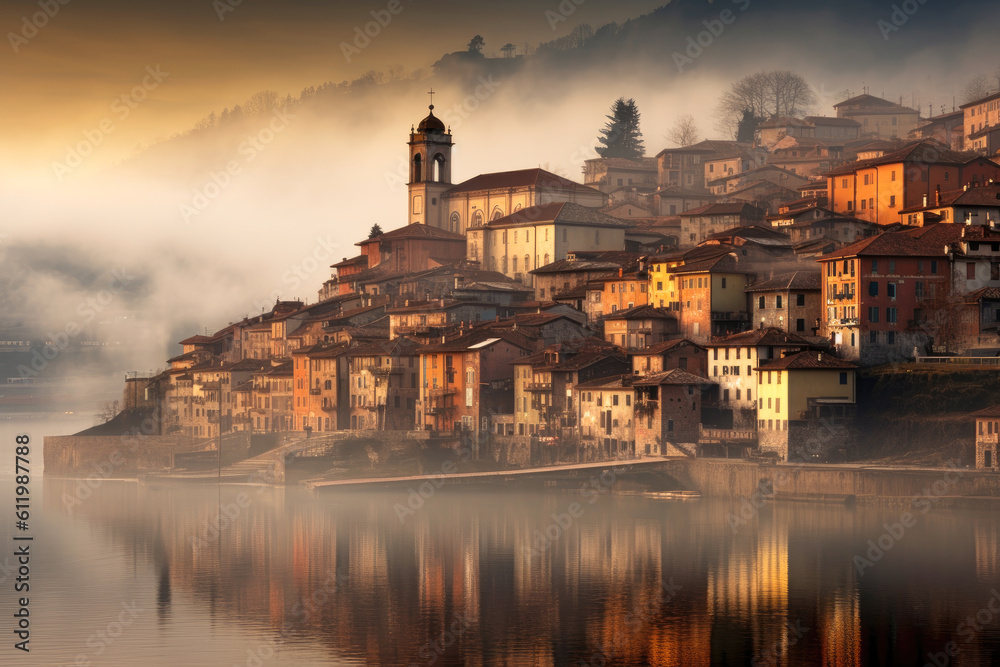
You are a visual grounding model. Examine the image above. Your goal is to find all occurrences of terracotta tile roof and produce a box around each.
[574,373,636,390]
[970,403,1000,418]
[804,116,862,127]
[446,168,602,196]
[757,350,856,371]
[678,202,765,217]
[485,202,627,229]
[835,94,906,109]
[671,253,742,275]
[531,251,643,274]
[357,223,465,246]
[819,223,964,260]
[960,91,1000,109]
[746,271,822,292]
[601,305,676,321]
[825,140,978,177]
[420,328,536,354]
[705,327,815,348]
[332,255,368,269]
[632,368,716,386]
[656,140,749,159]
[635,338,705,354]
[964,286,1000,304]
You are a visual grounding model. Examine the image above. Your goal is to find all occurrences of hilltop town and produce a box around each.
[110,91,1000,472]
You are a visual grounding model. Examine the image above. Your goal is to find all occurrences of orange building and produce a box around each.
[825,141,1000,225]
[601,267,650,314]
[416,330,535,447]
[292,342,350,433]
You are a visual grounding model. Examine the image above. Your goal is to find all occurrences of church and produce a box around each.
[404,101,627,285]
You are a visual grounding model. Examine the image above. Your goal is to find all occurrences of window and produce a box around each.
[889,195,896,207]
[776,295,783,309]
[869,281,879,297]
[759,296,766,309]
[796,294,805,307]
[722,278,727,288]
[776,398,781,413]
[889,260,895,273]
[930,260,938,274]
[887,283,896,300]
[886,307,897,324]
[872,260,878,274]
[796,319,805,332]
[868,307,879,323]
[887,331,895,344]
[968,262,977,280]
[612,395,619,406]
[915,282,924,299]
[840,372,848,385]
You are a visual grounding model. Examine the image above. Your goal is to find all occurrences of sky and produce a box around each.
[2,0,999,390]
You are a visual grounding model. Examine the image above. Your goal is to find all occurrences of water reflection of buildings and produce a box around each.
[41,480,999,667]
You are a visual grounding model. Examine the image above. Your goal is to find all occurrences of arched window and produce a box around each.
[544,253,550,265]
[524,255,530,272]
[492,207,504,220]
[450,212,461,233]
[513,257,519,273]
[412,153,423,183]
[434,154,446,182]
[473,210,484,227]
[502,256,508,273]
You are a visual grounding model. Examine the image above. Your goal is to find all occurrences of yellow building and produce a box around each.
[465,202,628,287]
[755,350,857,460]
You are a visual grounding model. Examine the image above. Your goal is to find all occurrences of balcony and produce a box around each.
[309,388,321,395]
[525,382,552,392]
[636,327,653,334]
[253,385,270,394]
[424,406,451,415]
[831,317,860,326]
[321,403,338,412]
[634,399,659,417]
[370,365,404,376]
[428,387,455,397]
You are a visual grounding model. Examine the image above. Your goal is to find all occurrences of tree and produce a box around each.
[467,35,485,54]
[666,114,699,147]
[96,400,120,425]
[368,224,383,239]
[963,74,994,104]
[501,43,516,58]
[736,110,764,144]
[596,98,645,159]
[716,70,816,139]
[244,90,279,116]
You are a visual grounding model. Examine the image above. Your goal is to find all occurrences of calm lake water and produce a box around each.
[3,416,1000,666]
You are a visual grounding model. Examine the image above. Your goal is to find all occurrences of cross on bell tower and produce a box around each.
[407,97,454,230]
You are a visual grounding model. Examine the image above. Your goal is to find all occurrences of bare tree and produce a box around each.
[243,90,279,117]
[716,70,816,139]
[96,400,120,425]
[963,74,995,105]
[666,114,699,147]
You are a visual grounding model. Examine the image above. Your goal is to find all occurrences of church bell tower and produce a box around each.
[408,93,454,229]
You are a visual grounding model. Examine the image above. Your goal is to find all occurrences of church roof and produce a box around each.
[357,223,465,246]
[417,106,446,133]
[485,202,627,229]
[446,168,602,196]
